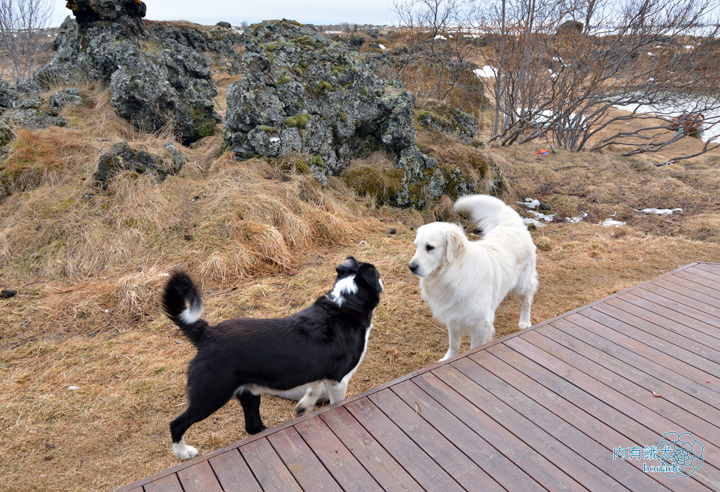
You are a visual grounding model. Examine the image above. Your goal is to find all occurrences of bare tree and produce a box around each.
[391,0,486,112]
[473,0,720,160]
[0,0,53,83]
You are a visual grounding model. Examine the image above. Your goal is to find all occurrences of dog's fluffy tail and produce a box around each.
[453,194,523,233]
[161,271,207,346]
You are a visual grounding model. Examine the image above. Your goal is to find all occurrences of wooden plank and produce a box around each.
[630,288,720,328]
[638,283,720,322]
[486,343,687,490]
[474,349,672,491]
[240,438,303,492]
[504,336,720,490]
[413,370,580,491]
[567,311,720,403]
[585,303,720,378]
[690,264,720,282]
[209,450,263,492]
[530,326,720,446]
[654,277,720,311]
[550,317,720,421]
[447,356,633,491]
[293,416,381,491]
[697,263,720,276]
[267,426,344,491]
[675,269,720,292]
[368,385,505,492]
[344,397,464,491]
[612,292,720,345]
[142,474,184,492]
[177,461,224,492]
[320,407,424,492]
[390,379,541,492]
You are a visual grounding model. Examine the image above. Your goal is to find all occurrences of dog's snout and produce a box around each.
[408,261,418,274]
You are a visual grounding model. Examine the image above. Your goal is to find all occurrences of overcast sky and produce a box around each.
[51,0,400,27]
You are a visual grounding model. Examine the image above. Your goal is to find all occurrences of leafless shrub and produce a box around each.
[0,0,53,82]
[474,0,720,160]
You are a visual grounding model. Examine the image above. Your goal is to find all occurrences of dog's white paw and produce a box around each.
[173,440,199,460]
[438,351,455,363]
[518,321,531,330]
[295,402,315,416]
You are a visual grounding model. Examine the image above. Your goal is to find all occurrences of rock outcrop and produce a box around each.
[223,20,479,207]
[36,0,220,145]
[415,99,478,144]
[147,21,243,74]
[93,141,188,189]
[0,82,74,155]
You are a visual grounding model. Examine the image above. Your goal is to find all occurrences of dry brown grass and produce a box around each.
[1,81,720,492]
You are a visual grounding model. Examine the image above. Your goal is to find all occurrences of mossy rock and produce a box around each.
[284,114,310,128]
[341,164,404,204]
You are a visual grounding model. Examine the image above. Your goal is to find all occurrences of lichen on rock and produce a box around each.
[223,19,481,207]
[93,140,187,189]
[36,0,220,145]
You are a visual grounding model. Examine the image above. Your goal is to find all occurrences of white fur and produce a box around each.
[173,438,199,460]
[275,321,373,411]
[326,275,358,307]
[179,302,203,325]
[409,195,538,361]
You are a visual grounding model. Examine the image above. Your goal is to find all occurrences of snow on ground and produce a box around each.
[639,208,683,215]
[600,218,626,226]
[474,66,496,78]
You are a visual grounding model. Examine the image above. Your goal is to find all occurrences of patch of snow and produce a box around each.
[269,137,280,143]
[68,385,80,391]
[379,44,386,50]
[640,208,683,215]
[528,210,556,222]
[566,212,588,223]
[434,35,447,40]
[599,218,626,227]
[519,198,540,209]
[473,66,496,78]
[614,96,720,144]
[523,218,546,228]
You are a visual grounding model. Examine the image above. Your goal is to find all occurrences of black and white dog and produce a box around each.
[161,257,383,460]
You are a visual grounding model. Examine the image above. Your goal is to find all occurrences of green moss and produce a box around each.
[257,125,280,134]
[280,160,310,174]
[276,72,292,84]
[316,80,332,94]
[284,114,311,128]
[265,42,277,52]
[311,154,324,167]
[341,165,404,204]
[359,87,370,97]
[295,160,311,174]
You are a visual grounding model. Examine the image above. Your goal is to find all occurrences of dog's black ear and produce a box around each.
[357,263,383,293]
[337,256,359,274]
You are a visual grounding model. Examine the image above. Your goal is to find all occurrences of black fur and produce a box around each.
[162,257,382,452]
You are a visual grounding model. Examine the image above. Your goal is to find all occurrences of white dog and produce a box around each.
[409,194,538,361]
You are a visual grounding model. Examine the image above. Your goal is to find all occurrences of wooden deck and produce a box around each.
[118,262,720,491]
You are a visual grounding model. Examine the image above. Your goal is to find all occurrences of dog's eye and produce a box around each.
[426,245,435,252]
